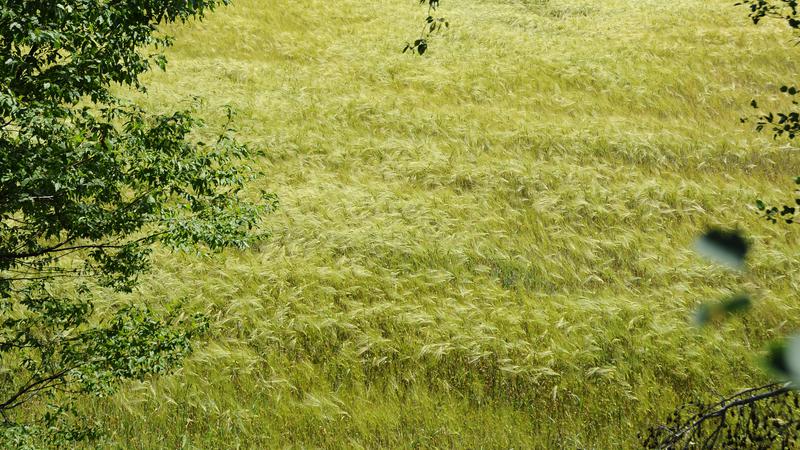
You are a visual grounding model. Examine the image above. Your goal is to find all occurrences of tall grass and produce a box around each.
[81,0,800,447]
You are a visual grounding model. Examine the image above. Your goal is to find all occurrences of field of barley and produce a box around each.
[84,0,800,447]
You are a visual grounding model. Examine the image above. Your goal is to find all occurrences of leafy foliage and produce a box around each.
[736,1,800,224]
[737,0,800,27]
[403,0,448,55]
[0,0,274,446]
[755,177,800,225]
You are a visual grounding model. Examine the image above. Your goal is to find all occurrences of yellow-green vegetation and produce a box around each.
[85,0,800,447]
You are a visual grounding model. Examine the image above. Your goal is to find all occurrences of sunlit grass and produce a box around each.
[80,0,800,447]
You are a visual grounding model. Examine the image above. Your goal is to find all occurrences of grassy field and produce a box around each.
[82,0,800,447]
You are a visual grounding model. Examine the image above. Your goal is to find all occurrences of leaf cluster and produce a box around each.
[737,0,800,28]
[735,2,800,225]
[403,0,448,55]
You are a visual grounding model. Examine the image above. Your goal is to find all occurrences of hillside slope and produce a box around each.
[87,0,800,447]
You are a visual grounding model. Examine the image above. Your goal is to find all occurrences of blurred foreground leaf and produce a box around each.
[694,294,751,326]
[766,335,800,386]
[694,228,749,270]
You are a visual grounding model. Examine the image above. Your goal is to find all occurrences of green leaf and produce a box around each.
[693,303,713,326]
[786,335,800,385]
[694,228,749,270]
[765,340,791,379]
[765,336,800,385]
[721,294,751,314]
[693,294,751,327]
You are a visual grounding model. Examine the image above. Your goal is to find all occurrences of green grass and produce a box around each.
[83,0,800,447]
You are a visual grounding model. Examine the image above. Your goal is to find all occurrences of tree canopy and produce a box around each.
[0,1,274,446]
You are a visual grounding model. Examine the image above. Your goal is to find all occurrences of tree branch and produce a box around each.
[0,367,74,413]
[660,383,793,448]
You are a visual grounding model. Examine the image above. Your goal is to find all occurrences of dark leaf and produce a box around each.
[693,294,751,326]
[694,228,749,269]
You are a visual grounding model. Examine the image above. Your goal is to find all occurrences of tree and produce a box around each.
[0,1,275,447]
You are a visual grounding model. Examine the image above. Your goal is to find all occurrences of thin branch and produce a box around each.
[660,383,793,448]
[0,367,73,412]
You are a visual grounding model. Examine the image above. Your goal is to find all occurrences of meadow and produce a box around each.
[84,0,800,447]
